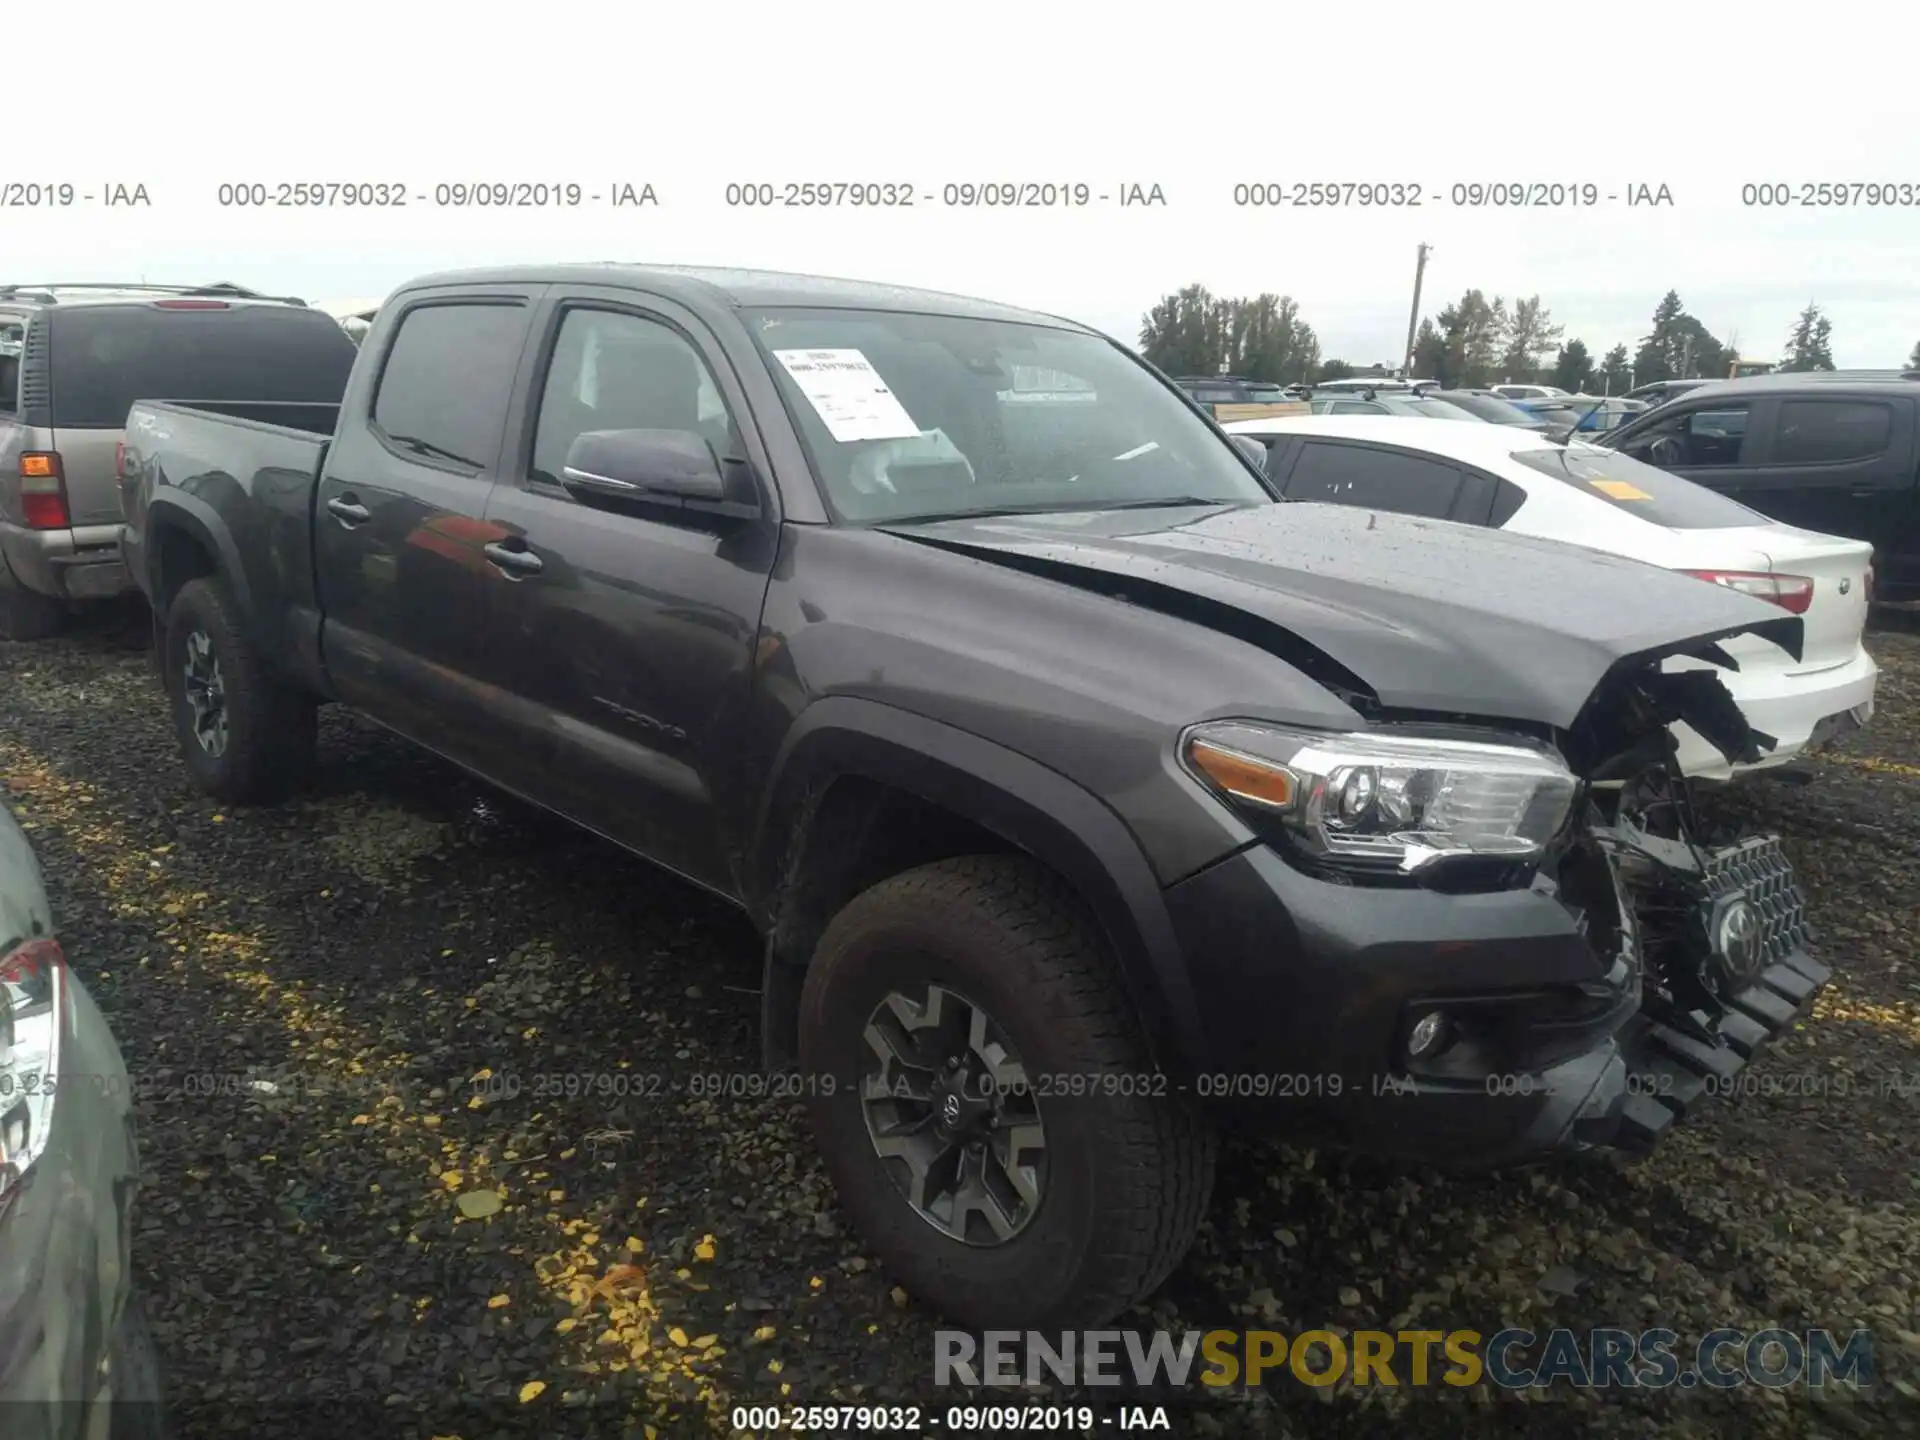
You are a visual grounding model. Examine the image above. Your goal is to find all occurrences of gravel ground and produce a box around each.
[3,606,1918,1439]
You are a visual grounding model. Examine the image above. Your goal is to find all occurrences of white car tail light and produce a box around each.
[1680,569,1814,616]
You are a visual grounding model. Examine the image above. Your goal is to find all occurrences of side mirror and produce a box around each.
[1231,435,1268,468]
[562,428,726,505]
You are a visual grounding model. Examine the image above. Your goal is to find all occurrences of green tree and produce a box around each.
[1424,290,1507,386]
[1316,358,1356,382]
[1908,339,1920,370]
[1410,318,1448,383]
[1138,284,1229,376]
[1779,303,1835,372]
[1598,343,1632,395]
[1550,339,1595,392]
[1500,296,1564,384]
[1223,293,1321,384]
[1632,290,1728,382]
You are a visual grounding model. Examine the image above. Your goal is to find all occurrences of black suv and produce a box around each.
[1600,373,1920,600]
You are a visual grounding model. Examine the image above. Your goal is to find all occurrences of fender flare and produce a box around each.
[748,695,1207,1075]
[141,492,254,624]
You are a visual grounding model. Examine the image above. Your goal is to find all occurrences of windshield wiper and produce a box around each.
[385,433,481,468]
[1102,496,1238,510]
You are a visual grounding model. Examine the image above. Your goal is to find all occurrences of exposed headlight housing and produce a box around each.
[0,936,64,1213]
[1181,722,1578,875]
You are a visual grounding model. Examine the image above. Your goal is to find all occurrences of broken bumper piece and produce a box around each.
[1572,948,1832,1152]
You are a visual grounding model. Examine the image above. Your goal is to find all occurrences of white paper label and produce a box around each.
[773,348,922,442]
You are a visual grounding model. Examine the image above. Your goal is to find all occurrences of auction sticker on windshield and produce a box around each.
[773,348,922,442]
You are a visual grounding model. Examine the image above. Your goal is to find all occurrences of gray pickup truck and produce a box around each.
[119,263,1830,1330]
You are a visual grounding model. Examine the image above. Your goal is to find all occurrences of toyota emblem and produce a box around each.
[1716,899,1762,975]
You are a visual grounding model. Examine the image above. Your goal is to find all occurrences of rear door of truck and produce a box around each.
[312,284,542,771]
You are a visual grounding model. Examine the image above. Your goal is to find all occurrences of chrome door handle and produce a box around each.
[482,542,544,575]
[326,496,371,525]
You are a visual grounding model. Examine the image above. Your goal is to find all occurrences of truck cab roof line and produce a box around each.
[890,529,1381,711]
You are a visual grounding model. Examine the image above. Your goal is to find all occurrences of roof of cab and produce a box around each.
[393,263,1091,331]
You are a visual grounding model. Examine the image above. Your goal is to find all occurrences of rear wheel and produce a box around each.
[163,577,316,804]
[0,553,64,641]
[798,855,1216,1329]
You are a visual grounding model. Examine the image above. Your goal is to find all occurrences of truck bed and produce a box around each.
[119,400,343,675]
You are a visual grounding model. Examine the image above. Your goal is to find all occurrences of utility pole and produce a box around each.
[1402,243,1430,377]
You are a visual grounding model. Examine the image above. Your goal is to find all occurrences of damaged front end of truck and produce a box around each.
[1545,644,1829,1151]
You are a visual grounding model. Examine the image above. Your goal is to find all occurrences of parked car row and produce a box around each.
[79,261,1841,1335]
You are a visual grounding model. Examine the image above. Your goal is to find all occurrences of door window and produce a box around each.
[531,308,741,485]
[1283,441,1463,518]
[371,302,528,468]
[1629,403,1750,468]
[1772,399,1893,464]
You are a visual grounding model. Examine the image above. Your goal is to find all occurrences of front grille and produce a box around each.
[1703,836,1811,970]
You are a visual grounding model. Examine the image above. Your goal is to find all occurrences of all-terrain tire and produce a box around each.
[163,577,317,804]
[0,551,64,640]
[798,854,1217,1330]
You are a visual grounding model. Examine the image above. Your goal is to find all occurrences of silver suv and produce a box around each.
[0,283,357,640]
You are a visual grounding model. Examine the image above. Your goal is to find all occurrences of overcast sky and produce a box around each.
[21,1,1919,370]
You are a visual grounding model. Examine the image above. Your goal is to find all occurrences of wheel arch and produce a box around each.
[748,697,1205,1078]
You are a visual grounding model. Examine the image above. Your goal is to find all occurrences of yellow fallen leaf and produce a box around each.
[768,1359,784,1374]
[692,1334,718,1349]
[518,1380,546,1404]
[668,1327,690,1347]
[421,1116,442,1129]
[467,1095,484,1110]
[624,1236,644,1253]
[693,1236,716,1261]
[487,1294,510,1309]
[439,1171,463,1190]
[554,1317,577,1335]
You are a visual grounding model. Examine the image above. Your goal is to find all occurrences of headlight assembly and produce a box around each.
[1181,721,1578,875]
[0,936,63,1212]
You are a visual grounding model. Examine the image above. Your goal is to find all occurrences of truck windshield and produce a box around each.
[745,307,1275,523]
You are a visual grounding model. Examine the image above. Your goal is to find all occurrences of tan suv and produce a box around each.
[0,282,357,639]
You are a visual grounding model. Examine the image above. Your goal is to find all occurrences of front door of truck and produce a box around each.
[478,289,782,895]
[313,287,540,773]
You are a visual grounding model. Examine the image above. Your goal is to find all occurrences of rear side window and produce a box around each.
[1509,445,1767,529]
[46,304,357,427]
[371,302,528,469]
[0,315,23,416]
[1773,399,1893,464]
[1284,441,1462,518]
[1326,400,1386,415]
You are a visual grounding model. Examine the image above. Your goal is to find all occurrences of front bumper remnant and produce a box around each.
[1584,949,1831,1151]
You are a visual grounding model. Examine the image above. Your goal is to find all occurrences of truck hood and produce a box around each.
[885,502,1804,731]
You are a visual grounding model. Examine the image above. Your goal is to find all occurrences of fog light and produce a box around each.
[1407,1010,1448,1058]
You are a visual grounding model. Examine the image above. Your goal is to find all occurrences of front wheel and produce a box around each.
[798,855,1217,1330]
[163,577,316,804]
